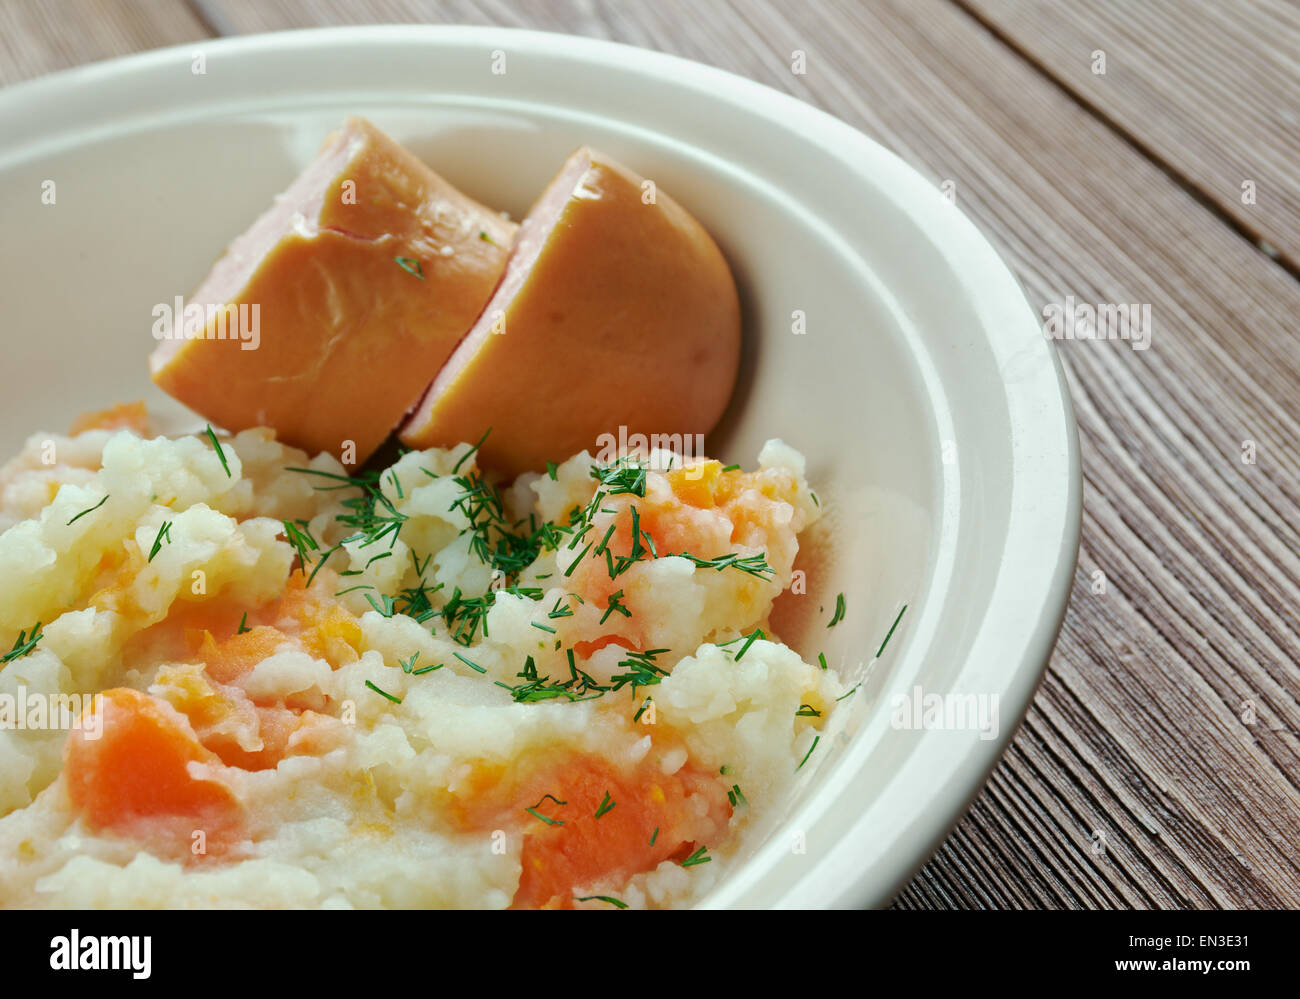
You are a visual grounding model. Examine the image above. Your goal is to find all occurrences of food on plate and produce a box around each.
[149,116,517,464]
[0,416,839,908]
[399,146,742,477]
[0,125,839,909]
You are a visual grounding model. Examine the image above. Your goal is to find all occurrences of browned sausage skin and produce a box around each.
[399,146,742,478]
[150,117,517,464]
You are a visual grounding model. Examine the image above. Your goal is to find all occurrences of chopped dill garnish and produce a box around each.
[283,466,369,491]
[633,697,653,722]
[680,846,711,868]
[567,523,593,551]
[650,827,659,846]
[590,458,648,498]
[562,542,592,577]
[796,703,822,717]
[835,685,859,701]
[671,551,774,579]
[594,791,616,819]
[599,589,632,625]
[877,604,908,657]
[283,467,408,593]
[398,652,420,673]
[237,612,252,635]
[395,256,424,279]
[548,595,578,619]
[575,894,627,909]
[525,796,566,827]
[66,494,108,526]
[817,652,828,671]
[628,506,642,554]
[478,231,496,245]
[530,621,557,634]
[727,784,748,807]
[1,623,43,665]
[452,428,491,474]
[721,463,740,472]
[546,461,558,481]
[205,425,232,477]
[363,592,397,617]
[562,648,609,697]
[827,593,846,627]
[147,521,172,562]
[733,627,764,661]
[412,663,443,675]
[797,735,820,770]
[432,587,486,644]
[810,491,819,506]
[335,584,374,596]
[510,682,580,703]
[281,518,319,575]
[609,649,669,693]
[452,651,486,674]
[593,522,618,556]
[365,680,402,704]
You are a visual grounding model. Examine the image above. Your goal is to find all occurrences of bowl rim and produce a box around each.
[0,24,1083,909]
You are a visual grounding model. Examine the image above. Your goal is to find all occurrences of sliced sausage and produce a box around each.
[150,116,517,464]
[398,146,742,477]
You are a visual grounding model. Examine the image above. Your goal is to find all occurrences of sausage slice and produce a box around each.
[398,147,742,477]
[149,117,517,464]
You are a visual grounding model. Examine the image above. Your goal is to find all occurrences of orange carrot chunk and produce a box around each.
[64,687,240,833]
[512,754,730,909]
[69,399,150,436]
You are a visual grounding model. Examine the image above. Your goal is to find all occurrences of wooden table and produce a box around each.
[5,0,1298,909]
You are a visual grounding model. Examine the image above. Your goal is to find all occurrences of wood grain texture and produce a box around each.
[964,0,1300,273]
[4,0,1299,908]
[0,0,211,86]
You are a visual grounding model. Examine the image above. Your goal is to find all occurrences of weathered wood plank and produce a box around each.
[0,0,212,86]
[964,0,1300,272]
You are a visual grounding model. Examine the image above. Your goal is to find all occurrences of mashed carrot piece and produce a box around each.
[185,572,362,680]
[572,634,634,659]
[63,688,241,846]
[150,661,344,771]
[569,459,795,646]
[451,752,730,909]
[192,626,286,686]
[69,400,150,436]
[513,755,731,909]
[65,569,361,850]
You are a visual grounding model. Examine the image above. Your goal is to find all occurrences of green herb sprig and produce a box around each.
[1,623,44,665]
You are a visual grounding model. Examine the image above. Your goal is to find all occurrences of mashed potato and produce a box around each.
[0,413,840,909]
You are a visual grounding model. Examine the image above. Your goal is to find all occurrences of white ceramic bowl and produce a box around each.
[0,26,1081,908]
